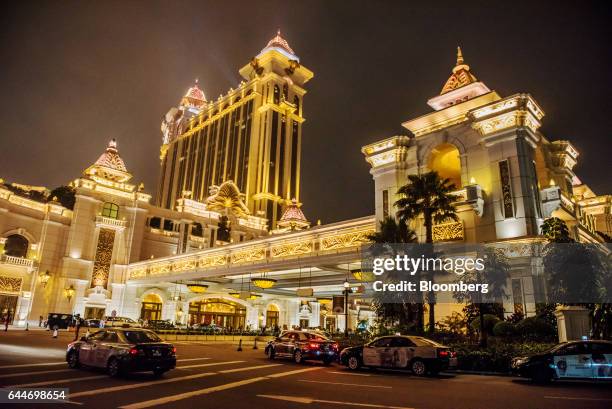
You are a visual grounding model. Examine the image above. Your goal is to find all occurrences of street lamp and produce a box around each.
[39,270,51,288]
[343,280,351,334]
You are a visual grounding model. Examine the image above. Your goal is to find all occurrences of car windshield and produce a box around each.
[409,337,443,347]
[123,330,161,343]
[303,332,329,341]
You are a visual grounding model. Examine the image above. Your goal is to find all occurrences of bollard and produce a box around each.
[253,338,258,350]
[25,322,29,331]
[237,339,243,351]
[53,328,58,338]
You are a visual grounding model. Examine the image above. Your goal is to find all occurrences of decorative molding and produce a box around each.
[91,228,115,288]
[271,240,313,258]
[0,276,22,294]
[432,221,464,242]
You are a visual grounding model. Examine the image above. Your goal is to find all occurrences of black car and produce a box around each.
[339,335,457,376]
[66,328,176,377]
[512,340,612,383]
[265,330,339,365]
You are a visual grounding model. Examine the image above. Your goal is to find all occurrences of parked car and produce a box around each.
[339,335,457,376]
[84,319,101,328]
[104,316,141,328]
[46,313,73,330]
[512,340,612,383]
[265,330,339,365]
[145,320,175,330]
[66,328,176,377]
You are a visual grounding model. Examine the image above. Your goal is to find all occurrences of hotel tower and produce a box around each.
[156,32,313,229]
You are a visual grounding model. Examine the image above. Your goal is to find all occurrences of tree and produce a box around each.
[541,217,572,242]
[454,247,509,347]
[367,217,422,332]
[395,171,460,332]
[48,185,76,210]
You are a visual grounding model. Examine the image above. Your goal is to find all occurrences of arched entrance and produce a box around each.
[265,304,280,329]
[4,234,29,258]
[140,293,163,321]
[188,298,246,329]
[428,143,461,188]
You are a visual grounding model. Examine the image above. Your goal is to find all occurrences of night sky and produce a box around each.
[1,1,610,224]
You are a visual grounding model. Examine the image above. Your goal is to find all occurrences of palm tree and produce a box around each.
[367,217,422,331]
[395,171,460,332]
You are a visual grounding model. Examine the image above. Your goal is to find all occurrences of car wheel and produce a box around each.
[107,358,122,378]
[410,359,427,376]
[67,350,80,369]
[347,356,361,370]
[152,368,167,378]
[531,367,551,384]
[294,350,304,364]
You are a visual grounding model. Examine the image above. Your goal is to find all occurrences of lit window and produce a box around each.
[101,202,119,219]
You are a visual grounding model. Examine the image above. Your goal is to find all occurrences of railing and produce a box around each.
[0,254,34,268]
[95,215,128,229]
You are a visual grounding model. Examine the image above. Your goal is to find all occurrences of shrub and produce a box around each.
[470,314,500,335]
[515,317,556,341]
[493,321,516,337]
[450,341,556,373]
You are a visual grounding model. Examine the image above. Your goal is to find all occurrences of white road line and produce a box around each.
[544,396,612,401]
[69,372,216,398]
[0,368,73,379]
[257,394,414,409]
[299,379,391,389]
[176,357,211,362]
[327,371,374,377]
[218,364,281,373]
[177,360,244,369]
[9,375,108,388]
[0,361,66,369]
[118,366,322,409]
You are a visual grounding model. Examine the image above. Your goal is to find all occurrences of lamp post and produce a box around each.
[343,280,351,335]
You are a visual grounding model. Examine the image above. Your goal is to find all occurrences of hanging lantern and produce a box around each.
[251,271,276,289]
[351,269,375,282]
[251,277,277,289]
[229,291,240,298]
[247,293,262,300]
[187,284,209,294]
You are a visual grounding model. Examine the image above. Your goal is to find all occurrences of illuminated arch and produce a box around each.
[427,143,462,188]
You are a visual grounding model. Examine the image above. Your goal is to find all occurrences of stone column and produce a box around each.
[555,306,590,342]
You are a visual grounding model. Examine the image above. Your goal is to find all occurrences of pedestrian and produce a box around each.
[38,315,43,327]
[4,310,11,331]
[52,325,58,338]
[73,315,82,341]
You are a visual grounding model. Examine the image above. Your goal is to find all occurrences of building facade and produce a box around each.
[0,43,609,331]
[157,31,313,229]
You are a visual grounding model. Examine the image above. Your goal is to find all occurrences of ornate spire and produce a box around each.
[440,46,478,95]
[277,198,310,231]
[181,78,207,108]
[260,29,296,57]
[95,139,127,172]
[456,46,464,66]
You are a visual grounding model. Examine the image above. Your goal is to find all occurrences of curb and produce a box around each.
[446,369,513,377]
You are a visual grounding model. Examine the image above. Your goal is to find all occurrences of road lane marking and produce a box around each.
[299,379,391,389]
[177,360,244,369]
[9,375,108,388]
[327,371,374,377]
[0,361,66,369]
[257,394,414,408]
[219,364,281,373]
[118,366,322,409]
[0,368,73,379]
[69,372,217,398]
[544,396,612,401]
[176,357,211,362]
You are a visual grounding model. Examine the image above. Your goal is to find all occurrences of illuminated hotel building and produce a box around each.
[0,42,609,330]
[156,31,313,229]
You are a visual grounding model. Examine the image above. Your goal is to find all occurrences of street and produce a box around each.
[0,330,611,409]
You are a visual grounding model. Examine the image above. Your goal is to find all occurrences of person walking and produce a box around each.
[38,315,43,327]
[4,310,11,331]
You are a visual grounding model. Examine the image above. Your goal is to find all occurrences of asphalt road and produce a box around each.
[0,329,611,409]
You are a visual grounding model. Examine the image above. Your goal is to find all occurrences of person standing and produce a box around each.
[38,315,43,327]
[73,314,82,341]
[4,310,11,331]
